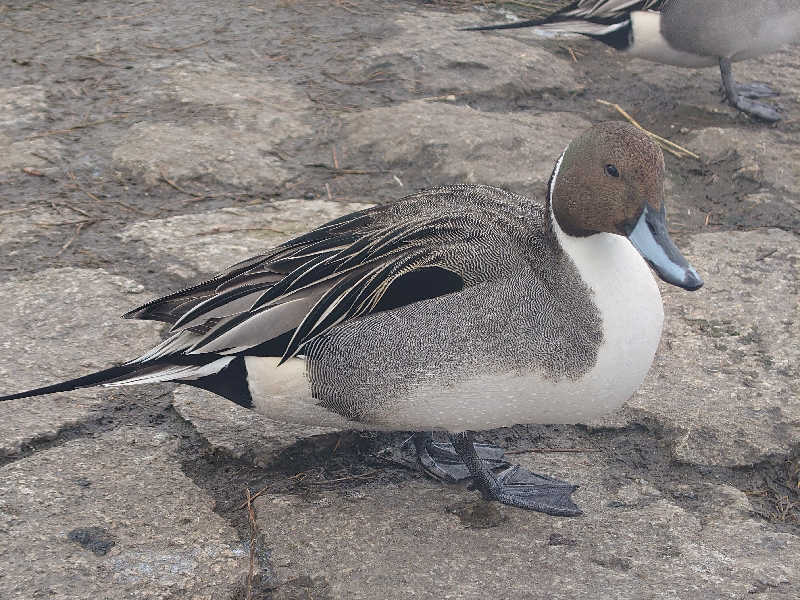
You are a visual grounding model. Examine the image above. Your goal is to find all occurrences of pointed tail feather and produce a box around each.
[0,357,235,402]
[0,363,146,402]
[462,19,546,32]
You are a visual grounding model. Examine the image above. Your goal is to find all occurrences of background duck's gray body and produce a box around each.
[244,185,662,432]
[651,0,800,66]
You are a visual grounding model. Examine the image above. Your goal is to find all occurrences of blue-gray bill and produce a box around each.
[627,205,703,291]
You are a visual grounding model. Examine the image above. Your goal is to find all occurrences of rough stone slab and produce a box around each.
[0,268,161,457]
[358,13,580,98]
[120,199,374,277]
[0,85,47,128]
[255,450,798,599]
[172,387,335,467]
[0,133,62,172]
[0,426,247,599]
[342,101,589,190]
[113,63,311,187]
[0,85,62,172]
[167,61,311,136]
[689,126,800,198]
[112,121,291,187]
[597,229,799,466]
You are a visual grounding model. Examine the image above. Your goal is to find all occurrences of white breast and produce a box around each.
[385,217,664,432]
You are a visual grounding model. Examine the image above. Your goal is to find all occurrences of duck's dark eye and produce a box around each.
[605,164,620,178]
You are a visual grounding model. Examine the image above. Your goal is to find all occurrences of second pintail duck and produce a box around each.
[466,0,800,122]
[0,122,702,516]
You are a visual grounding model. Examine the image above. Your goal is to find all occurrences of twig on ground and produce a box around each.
[308,470,380,485]
[55,220,92,257]
[159,170,216,201]
[567,47,578,62]
[76,55,127,68]
[143,40,210,52]
[322,70,392,85]
[0,206,36,217]
[66,171,103,205]
[27,116,127,139]
[35,218,104,227]
[193,225,286,236]
[245,488,257,600]
[0,21,32,34]
[105,7,161,20]
[596,99,700,160]
[304,163,383,175]
[422,94,457,102]
[504,447,603,455]
[107,199,161,217]
[335,1,368,16]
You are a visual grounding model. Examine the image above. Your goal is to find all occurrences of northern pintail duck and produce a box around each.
[0,123,702,515]
[467,0,800,121]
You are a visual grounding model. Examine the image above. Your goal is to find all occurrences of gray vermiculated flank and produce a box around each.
[305,185,603,423]
[660,0,799,57]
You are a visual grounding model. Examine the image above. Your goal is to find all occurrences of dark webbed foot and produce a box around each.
[413,431,509,483]
[719,58,782,122]
[736,82,779,99]
[447,431,582,516]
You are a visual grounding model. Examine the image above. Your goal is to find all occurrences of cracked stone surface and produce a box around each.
[357,12,581,99]
[172,387,335,467]
[0,269,160,458]
[113,63,311,187]
[0,427,247,599]
[112,121,292,187]
[255,451,799,599]
[0,85,62,172]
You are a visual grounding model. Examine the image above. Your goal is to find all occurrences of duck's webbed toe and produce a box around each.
[448,431,582,517]
[735,81,779,99]
[719,58,782,122]
[482,465,582,516]
[413,431,510,483]
[730,95,782,122]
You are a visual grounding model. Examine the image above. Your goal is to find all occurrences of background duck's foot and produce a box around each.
[729,95,782,122]
[449,431,582,516]
[719,58,782,122]
[413,431,510,483]
[736,82,779,99]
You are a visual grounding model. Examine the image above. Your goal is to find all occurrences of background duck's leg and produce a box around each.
[448,431,582,516]
[719,58,781,122]
[412,431,509,483]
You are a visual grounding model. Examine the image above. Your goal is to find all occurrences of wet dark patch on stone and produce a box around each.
[446,498,507,529]
[547,532,577,547]
[591,554,633,572]
[67,526,115,556]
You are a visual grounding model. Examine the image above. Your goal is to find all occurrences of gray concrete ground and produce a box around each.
[0,1,798,598]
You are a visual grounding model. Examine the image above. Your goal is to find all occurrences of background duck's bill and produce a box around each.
[627,205,703,291]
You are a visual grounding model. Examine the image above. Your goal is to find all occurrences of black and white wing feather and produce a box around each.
[128,205,470,365]
[465,0,667,36]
